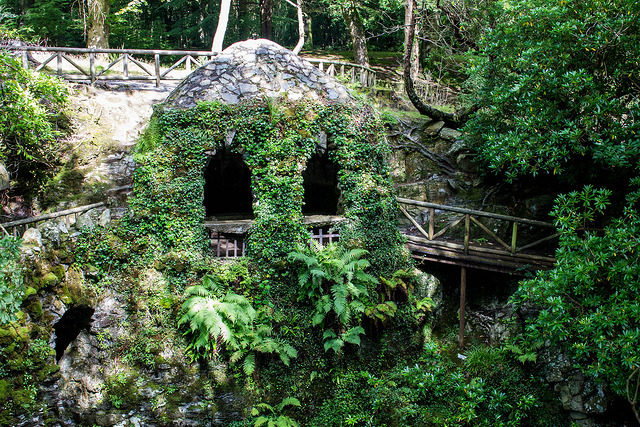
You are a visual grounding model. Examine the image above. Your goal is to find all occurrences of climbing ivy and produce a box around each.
[127,99,408,282]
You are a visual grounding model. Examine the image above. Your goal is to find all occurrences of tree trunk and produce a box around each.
[404,0,475,127]
[411,16,420,79]
[342,2,368,67]
[292,0,305,54]
[212,0,231,52]
[87,0,110,48]
[260,0,273,39]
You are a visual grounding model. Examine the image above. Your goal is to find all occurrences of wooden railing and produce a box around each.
[305,58,376,87]
[9,46,217,87]
[0,202,105,238]
[7,46,378,88]
[397,197,558,270]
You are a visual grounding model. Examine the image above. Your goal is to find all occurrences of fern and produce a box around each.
[179,274,297,373]
[288,243,377,353]
[251,397,301,427]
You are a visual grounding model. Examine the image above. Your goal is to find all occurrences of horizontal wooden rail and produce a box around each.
[398,197,558,270]
[7,45,216,56]
[7,46,378,88]
[1,202,106,238]
[397,198,554,228]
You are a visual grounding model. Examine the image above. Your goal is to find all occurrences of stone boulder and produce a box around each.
[0,161,9,191]
[165,39,353,109]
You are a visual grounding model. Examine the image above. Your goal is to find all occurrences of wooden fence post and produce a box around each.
[459,266,467,349]
[511,222,518,254]
[90,53,96,83]
[154,54,160,87]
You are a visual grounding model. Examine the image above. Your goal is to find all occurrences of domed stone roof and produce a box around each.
[164,39,353,109]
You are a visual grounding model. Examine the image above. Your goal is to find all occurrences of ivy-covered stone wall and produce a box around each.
[128,99,409,283]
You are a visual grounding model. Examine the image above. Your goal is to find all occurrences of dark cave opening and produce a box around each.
[203,151,253,219]
[53,305,95,362]
[302,152,340,215]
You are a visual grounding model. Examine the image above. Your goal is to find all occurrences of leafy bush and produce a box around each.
[465,0,640,180]
[0,235,23,324]
[511,183,640,397]
[0,52,68,194]
[250,396,301,427]
[310,341,561,426]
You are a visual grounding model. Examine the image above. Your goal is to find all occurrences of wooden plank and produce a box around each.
[35,53,56,71]
[154,54,161,87]
[62,54,89,76]
[129,56,153,76]
[57,52,62,76]
[405,243,554,270]
[464,214,470,253]
[399,205,430,240]
[97,55,124,77]
[397,197,555,228]
[404,234,556,263]
[470,216,510,251]
[90,53,96,83]
[428,208,435,240]
[160,56,187,78]
[12,46,218,56]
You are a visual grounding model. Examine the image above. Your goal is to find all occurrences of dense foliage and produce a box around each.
[309,341,561,426]
[0,52,68,195]
[462,0,640,416]
[511,184,640,396]
[465,0,640,180]
[0,235,23,324]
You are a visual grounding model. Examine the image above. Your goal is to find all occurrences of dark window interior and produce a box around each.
[302,152,340,215]
[53,305,95,362]
[204,151,253,218]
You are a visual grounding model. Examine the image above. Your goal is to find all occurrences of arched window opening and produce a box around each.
[302,152,340,215]
[203,150,253,219]
[53,305,95,362]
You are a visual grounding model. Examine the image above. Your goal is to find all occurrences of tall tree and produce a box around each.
[341,0,368,66]
[212,0,231,52]
[87,0,110,48]
[403,0,474,126]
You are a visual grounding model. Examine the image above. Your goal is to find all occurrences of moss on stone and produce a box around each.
[40,272,59,288]
[24,299,43,320]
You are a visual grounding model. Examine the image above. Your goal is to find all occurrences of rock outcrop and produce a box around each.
[165,39,353,109]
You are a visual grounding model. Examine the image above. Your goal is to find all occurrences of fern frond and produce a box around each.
[243,352,256,375]
[277,397,301,410]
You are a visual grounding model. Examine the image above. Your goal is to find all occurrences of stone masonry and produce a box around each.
[164,39,353,108]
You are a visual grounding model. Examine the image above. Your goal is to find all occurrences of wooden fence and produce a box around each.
[397,197,558,270]
[7,46,378,88]
[8,46,216,87]
[305,58,376,87]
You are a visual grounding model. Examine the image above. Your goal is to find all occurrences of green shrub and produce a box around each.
[0,52,68,194]
[0,236,23,324]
